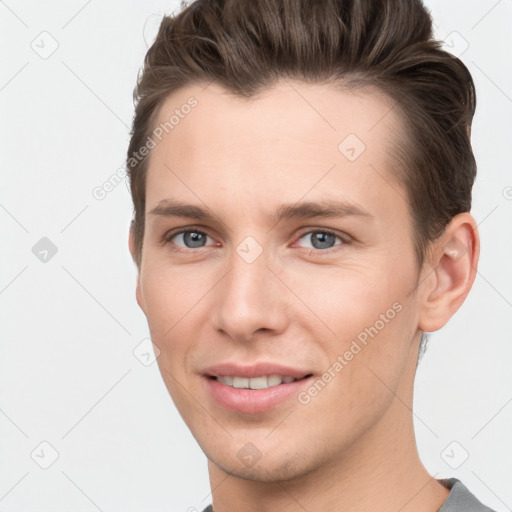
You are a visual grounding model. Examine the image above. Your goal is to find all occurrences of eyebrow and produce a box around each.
[148,198,373,225]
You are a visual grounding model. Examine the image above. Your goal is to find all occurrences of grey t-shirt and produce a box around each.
[201,477,497,512]
[436,478,496,512]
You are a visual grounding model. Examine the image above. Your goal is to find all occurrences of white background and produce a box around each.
[0,0,511,510]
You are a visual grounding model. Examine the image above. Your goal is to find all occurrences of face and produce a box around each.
[132,80,427,482]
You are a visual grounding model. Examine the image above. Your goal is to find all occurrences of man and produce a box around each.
[126,0,496,510]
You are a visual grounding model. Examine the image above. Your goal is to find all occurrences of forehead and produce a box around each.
[145,79,407,224]
[152,79,400,158]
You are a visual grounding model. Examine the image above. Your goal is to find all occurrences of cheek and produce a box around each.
[139,263,221,384]
[281,255,408,340]
[140,263,201,334]
[298,306,413,445]
[141,266,198,407]
[286,258,415,400]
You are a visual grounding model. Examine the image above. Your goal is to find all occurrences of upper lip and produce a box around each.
[202,362,313,379]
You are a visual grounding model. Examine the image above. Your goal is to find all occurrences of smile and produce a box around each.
[213,375,304,389]
[204,374,313,414]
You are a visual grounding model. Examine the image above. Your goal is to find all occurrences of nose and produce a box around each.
[210,247,289,343]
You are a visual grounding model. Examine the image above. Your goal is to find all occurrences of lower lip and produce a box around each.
[203,376,312,414]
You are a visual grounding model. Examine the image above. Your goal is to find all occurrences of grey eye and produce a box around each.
[173,231,210,248]
[298,231,342,250]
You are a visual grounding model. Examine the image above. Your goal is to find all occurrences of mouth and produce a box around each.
[201,363,315,413]
[207,374,313,390]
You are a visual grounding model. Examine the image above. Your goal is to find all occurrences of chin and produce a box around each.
[207,444,318,483]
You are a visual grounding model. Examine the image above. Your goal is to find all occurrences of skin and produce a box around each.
[129,80,479,512]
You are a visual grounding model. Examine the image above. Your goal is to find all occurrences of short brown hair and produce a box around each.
[126,0,477,270]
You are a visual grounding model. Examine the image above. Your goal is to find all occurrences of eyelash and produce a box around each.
[162,225,349,256]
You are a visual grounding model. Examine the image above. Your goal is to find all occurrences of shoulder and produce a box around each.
[437,478,497,512]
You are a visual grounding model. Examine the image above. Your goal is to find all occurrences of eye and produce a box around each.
[164,228,214,250]
[163,226,349,254]
[294,229,346,253]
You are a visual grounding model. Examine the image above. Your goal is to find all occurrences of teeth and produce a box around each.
[247,376,268,389]
[267,375,283,387]
[218,376,233,386]
[216,375,299,389]
[233,376,249,389]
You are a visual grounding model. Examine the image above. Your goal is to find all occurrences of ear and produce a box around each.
[418,212,480,333]
[128,222,146,314]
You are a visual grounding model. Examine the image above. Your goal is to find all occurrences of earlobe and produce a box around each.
[427,235,470,302]
[418,213,479,333]
[128,220,138,265]
[135,278,145,314]
[128,224,146,314]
